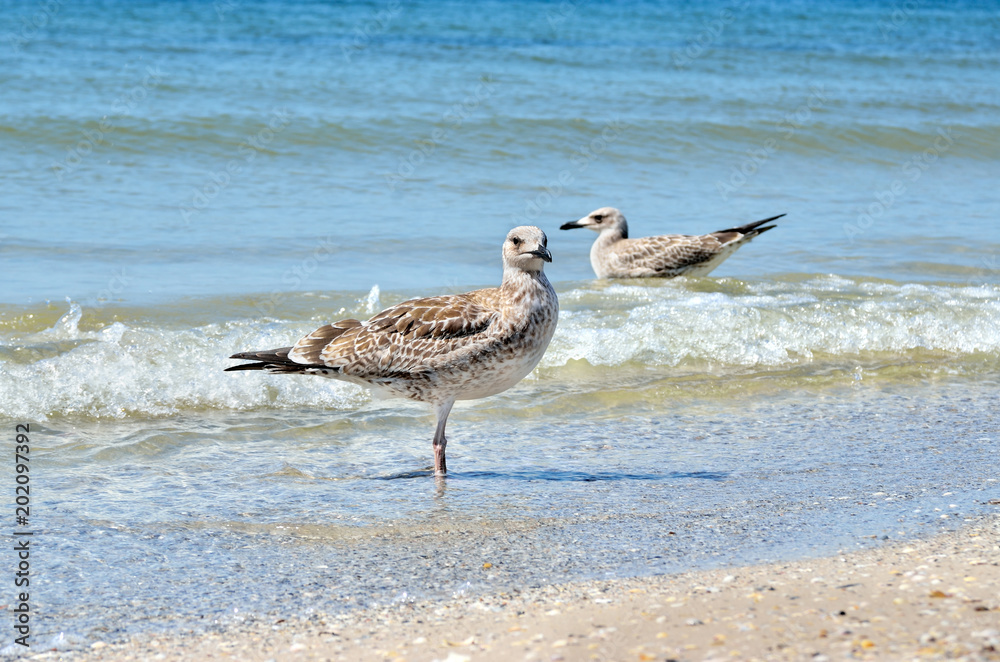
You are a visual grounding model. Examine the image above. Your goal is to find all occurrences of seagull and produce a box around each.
[226,226,558,476]
[560,207,784,279]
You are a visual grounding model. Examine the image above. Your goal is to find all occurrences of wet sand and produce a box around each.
[61,513,999,662]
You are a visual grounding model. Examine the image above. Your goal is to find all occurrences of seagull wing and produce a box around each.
[609,234,725,277]
[314,291,498,376]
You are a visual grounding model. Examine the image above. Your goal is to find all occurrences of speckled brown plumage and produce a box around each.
[226,226,559,476]
[560,207,783,279]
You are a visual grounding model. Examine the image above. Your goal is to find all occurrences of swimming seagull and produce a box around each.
[226,226,558,476]
[560,207,784,279]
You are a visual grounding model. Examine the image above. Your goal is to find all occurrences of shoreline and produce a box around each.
[54,514,999,661]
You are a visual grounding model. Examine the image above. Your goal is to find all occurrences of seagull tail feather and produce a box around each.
[225,347,332,374]
[717,213,786,236]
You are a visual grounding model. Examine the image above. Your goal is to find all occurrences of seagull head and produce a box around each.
[504,225,552,272]
[560,207,627,237]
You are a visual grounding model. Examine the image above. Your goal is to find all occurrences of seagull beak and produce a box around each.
[560,220,584,230]
[528,246,553,262]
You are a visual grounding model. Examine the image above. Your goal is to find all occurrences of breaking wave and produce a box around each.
[1,276,999,421]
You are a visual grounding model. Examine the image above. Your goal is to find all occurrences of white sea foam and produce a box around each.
[1,278,998,420]
[0,303,367,421]
[544,278,1000,368]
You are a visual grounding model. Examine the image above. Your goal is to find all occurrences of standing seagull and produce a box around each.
[226,226,558,476]
[560,207,784,279]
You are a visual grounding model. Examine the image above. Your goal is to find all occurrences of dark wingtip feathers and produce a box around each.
[226,345,335,375]
[226,346,300,372]
[229,348,292,362]
[717,213,786,237]
[224,362,271,372]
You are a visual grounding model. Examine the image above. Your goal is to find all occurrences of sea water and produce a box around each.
[1,0,999,649]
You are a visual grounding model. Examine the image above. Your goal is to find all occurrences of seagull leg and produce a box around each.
[432,399,455,476]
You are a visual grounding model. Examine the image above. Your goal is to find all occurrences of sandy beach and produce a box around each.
[54,513,998,662]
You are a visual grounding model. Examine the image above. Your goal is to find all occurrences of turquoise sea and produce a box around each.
[1,0,999,651]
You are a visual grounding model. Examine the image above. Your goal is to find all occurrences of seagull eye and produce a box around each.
[592,215,604,222]
[511,237,522,246]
